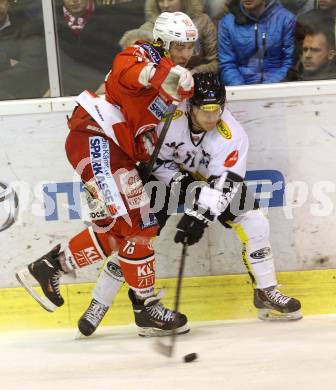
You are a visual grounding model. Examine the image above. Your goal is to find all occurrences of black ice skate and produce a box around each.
[254,286,302,321]
[16,245,64,312]
[128,289,190,337]
[77,299,109,337]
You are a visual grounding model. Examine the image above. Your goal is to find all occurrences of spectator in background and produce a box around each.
[280,0,315,16]
[286,28,336,81]
[137,0,218,73]
[55,0,145,96]
[96,0,137,3]
[0,0,48,100]
[318,0,336,15]
[202,0,229,21]
[23,0,44,23]
[218,0,296,86]
[297,0,336,48]
[118,28,152,49]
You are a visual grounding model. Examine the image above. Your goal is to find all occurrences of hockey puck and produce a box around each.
[183,353,198,363]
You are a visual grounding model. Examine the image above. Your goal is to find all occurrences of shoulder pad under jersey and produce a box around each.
[216,119,233,140]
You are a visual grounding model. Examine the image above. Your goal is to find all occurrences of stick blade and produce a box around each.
[153,339,174,357]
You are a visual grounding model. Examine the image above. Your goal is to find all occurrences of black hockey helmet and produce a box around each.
[190,72,226,110]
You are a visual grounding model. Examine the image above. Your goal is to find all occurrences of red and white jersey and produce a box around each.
[72,42,176,163]
[153,102,249,185]
[105,41,173,140]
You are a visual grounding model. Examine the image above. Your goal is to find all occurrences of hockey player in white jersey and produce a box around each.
[78,72,302,336]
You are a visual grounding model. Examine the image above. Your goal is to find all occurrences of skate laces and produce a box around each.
[265,288,291,306]
[51,270,63,297]
[147,302,175,322]
[84,299,108,326]
[145,291,175,322]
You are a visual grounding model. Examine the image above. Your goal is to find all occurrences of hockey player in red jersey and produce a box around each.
[16,12,198,337]
[76,73,302,337]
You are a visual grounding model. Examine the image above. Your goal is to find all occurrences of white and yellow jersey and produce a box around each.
[153,101,249,185]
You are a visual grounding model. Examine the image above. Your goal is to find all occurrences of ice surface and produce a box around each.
[1,315,336,390]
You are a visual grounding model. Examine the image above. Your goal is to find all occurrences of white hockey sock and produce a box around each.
[232,210,277,289]
[93,254,124,307]
[245,241,277,289]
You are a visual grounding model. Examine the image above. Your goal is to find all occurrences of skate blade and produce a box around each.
[74,330,88,340]
[138,323,190,337]
[258,308,303,322]
[16,268,57,313]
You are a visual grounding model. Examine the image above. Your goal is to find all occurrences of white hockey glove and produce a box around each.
[197,186,229,216]
[197,174,242,216]
[169,171,195,200]
[175,174,243,245]
[149,58,194,102]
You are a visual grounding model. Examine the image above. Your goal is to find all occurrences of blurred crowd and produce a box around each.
[1,0,335,100]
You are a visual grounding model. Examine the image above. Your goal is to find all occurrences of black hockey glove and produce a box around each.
[135,161,149,183]
[174,208,211,246]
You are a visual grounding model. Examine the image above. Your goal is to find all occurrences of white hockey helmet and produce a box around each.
[153,12,198,50]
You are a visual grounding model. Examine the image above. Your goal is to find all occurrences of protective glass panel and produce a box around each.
[0,0,49,100]
[53,0,146,97]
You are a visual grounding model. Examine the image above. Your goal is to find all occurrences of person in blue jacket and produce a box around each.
[218,0,296,85]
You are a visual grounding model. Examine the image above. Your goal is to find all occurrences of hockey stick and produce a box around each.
[142,101,178,183]
[154,237,188,357]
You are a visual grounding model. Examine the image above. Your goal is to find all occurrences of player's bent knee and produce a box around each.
[239,210,270,243]
[63,227,112,269]
[117,238,155,299]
